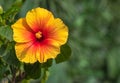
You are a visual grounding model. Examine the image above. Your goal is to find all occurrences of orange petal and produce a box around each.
[16,39,60,63]
[15,41,37,63]
[45,18,68,46]
[26,7,54,32]
[36,39,60,63]
[11,18,35,43]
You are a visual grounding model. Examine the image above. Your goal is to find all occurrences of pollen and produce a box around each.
[35,31,42,39]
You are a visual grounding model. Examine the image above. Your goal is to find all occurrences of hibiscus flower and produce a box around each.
[11,7,68,63]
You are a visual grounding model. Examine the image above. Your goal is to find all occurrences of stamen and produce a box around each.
[35,31,42,39]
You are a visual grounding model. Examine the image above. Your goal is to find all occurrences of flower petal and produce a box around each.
[15,39,60,63]
[26,7,54,32]
[36,39,60,63]
[15,41,37,63]
[11,18,35,43]
[44,18,68,45]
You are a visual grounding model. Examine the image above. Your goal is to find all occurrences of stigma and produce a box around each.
[35,31,42,39]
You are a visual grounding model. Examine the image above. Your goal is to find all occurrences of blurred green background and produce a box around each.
[0,0,120,83]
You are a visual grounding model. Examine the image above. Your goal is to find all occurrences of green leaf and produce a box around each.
[0,42,20,67]
[0,6,3,14]
[0,44,6,57]
[107,47,120,79]
[3,6,20,20]
[0,41,3,47]
[0,60,10,80]
[55,44,71,64]
[41,59,53,68]
[0,26,13,41]
[24,62,41,79]
[21,79,30,83]
[13,0,23,7]
[2,43,20,67]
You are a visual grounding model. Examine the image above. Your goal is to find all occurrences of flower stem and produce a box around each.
[41,68,49,83]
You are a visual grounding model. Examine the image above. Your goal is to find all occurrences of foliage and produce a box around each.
[0,0,120,83]
[0,0,71,83]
